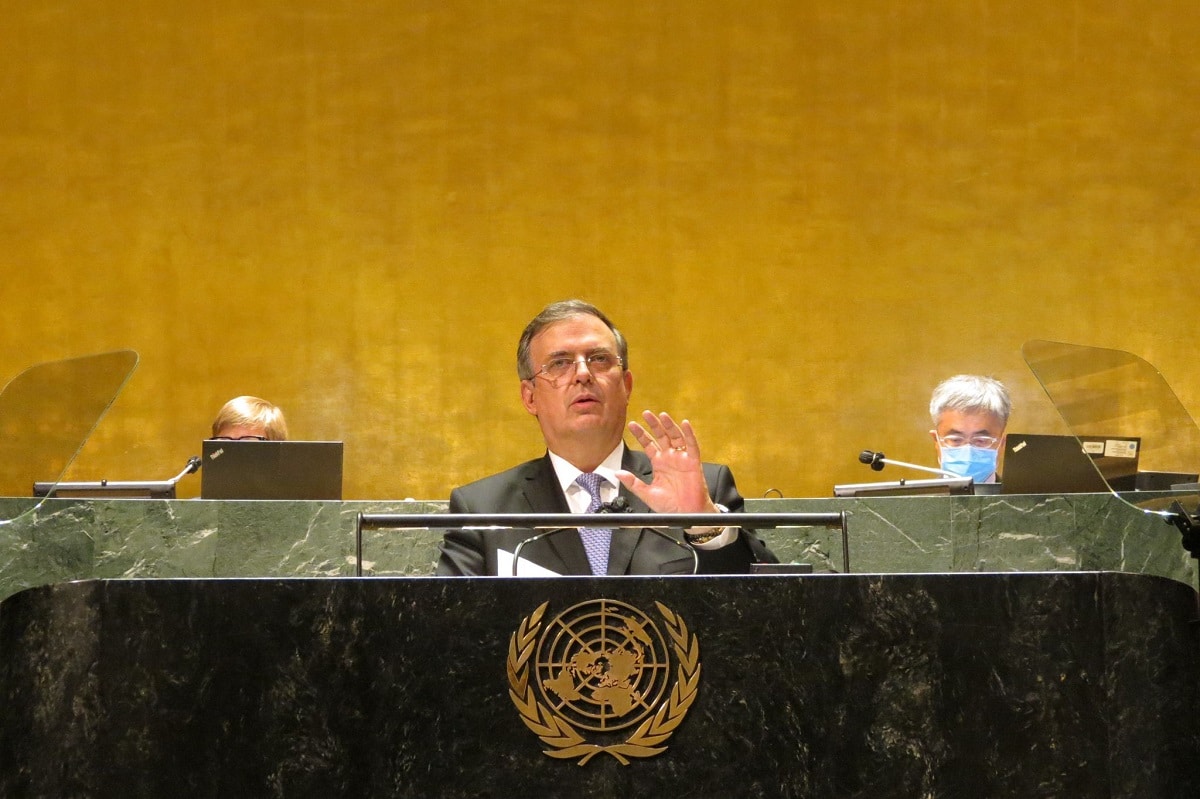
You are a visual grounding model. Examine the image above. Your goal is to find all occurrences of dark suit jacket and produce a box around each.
[436,448,777,576]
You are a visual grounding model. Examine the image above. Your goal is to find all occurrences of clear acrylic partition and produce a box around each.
[0,350,139,525]
[1022,340,1200,520]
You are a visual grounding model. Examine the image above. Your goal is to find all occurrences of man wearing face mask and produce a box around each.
[929,375,1012,487]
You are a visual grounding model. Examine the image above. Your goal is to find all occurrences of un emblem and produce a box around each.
[507,599,700,765]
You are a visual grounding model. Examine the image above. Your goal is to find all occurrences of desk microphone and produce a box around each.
[599,497,632,513]
[859,450,958,480]
[168,455,203,484]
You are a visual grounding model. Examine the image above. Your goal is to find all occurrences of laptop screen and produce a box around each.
[200,440,344,500]
[1001,433,1140,495]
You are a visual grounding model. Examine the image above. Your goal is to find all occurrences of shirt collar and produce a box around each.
[548,442,625,494]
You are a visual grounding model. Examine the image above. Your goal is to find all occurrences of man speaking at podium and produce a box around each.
[436,300,776,576]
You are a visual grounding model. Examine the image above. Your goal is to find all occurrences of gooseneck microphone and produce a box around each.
[858,450,958,479]
[167,455,203,484]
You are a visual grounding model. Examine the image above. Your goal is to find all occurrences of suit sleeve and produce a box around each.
[435,487,487,576]
[695,463,779,573]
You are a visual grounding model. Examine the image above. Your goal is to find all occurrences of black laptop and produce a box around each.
[200,440,344,500]
[1001,433,1140,495]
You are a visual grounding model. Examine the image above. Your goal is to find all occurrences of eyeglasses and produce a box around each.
[530,351,624,385]
[212,435,268,441]
[935,433,1002,449]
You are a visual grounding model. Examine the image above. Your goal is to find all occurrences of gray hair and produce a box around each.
[929,375,1011,427]
[516,300,629,380]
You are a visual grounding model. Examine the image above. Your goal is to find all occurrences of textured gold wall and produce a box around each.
[2,2,1197,500]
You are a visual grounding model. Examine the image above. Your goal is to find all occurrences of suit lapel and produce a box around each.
[521,455,592,575]
[605,448,654,574]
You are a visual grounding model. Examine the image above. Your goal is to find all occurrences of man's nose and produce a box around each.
[571,358,595,382]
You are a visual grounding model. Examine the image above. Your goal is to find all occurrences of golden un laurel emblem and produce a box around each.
[507,598,701,765]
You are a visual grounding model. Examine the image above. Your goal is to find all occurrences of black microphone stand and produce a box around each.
[1167,501,1200,564]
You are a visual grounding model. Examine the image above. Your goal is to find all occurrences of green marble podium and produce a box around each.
[1,492,1196,603]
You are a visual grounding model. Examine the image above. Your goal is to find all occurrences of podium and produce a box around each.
[2,573,1197,797]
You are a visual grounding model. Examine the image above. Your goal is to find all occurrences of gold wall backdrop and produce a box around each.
[2,1,1197,500]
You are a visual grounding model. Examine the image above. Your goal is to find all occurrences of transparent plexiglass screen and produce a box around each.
[0,350,138,524]
[1022,340,1200,518]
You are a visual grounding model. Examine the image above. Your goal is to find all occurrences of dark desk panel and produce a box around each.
[2,573,1197,797]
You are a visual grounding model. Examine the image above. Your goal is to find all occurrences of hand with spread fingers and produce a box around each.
[615,410,720,514]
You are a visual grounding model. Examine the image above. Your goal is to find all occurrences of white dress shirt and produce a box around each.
[546,443,736,549]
